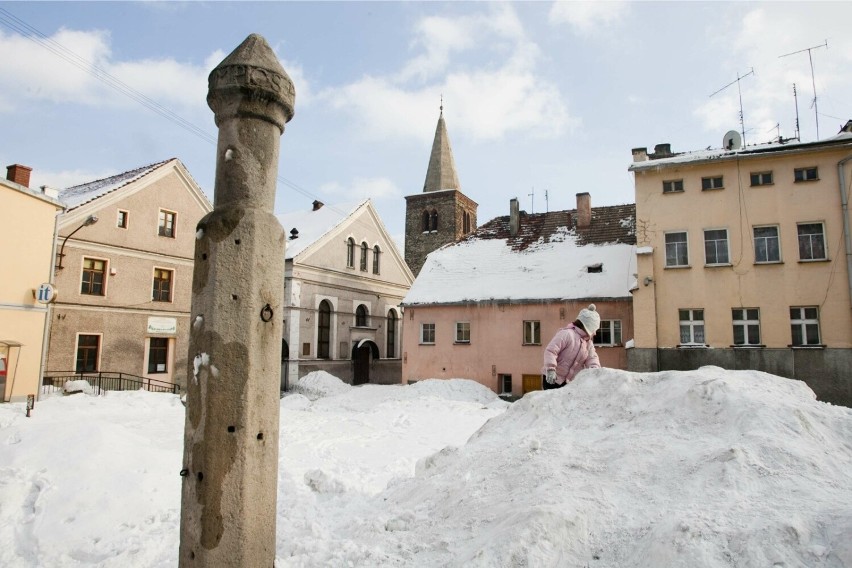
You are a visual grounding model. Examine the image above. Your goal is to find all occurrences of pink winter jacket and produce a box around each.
[542,323,601,385]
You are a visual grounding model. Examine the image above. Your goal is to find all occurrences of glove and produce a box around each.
[545,369,557,385]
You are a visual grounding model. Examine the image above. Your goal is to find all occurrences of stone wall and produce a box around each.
[404,190,477,276]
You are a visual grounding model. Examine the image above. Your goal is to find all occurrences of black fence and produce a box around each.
[42,371,181,396]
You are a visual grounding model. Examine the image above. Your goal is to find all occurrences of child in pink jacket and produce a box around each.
[542,304,601,389]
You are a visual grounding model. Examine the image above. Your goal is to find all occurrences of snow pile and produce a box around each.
[408,378,508,407]
[291,370,352,400]
[1,368,850,567]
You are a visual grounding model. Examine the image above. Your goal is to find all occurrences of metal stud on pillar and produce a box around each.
[179,34,294,567]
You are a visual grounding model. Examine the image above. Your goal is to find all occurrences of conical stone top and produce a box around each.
[207,33,295,130]
[423,111,461,192]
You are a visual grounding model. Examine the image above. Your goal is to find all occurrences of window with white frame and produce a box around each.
[750,171,773,186]
[523,320,541,345]
[665,231,689,267]
[753,226,781,263]
[732,308,761,346]
[662,179,684,193]
[455,322,470,344]
[420,323,435,344]
[679,309,705,345]
[797,223,827,260]
[794,167,818,182]
[498,374,512,395]
[594,320,622,346]
[790,306,820,346]
[701,176,724,190]
[704,229,730,265]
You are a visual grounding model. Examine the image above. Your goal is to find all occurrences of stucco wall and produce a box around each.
[403,298,633,396]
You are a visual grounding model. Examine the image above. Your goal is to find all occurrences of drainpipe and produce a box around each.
[838,154,852,309]
[38,209,63,401]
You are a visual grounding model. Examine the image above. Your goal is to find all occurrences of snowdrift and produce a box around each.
[369,367,852,566]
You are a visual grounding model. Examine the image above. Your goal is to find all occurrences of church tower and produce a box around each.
[404,107,478,276]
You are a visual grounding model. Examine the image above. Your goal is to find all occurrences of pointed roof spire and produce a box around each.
[423,101,460,192]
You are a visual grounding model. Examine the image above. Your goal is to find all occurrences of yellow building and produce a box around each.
[628,125,852,406]
[0,164,65,403]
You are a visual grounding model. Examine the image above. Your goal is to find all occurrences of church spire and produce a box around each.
[422,103,461,192]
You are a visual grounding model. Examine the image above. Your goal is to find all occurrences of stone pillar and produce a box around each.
[179,34,294,567]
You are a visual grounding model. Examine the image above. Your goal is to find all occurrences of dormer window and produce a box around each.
[587,263,603,273]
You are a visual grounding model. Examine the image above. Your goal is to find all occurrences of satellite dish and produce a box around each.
[723,130,742,150]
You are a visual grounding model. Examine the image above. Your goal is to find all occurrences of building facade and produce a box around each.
[629,128,852,406]
[0,164,65,402]
[278,200,414,388]
[46,159,212,389]
[404,110,477,276]
[403,194,636,396]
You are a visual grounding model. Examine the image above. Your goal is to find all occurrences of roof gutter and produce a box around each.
[838,154,852,310]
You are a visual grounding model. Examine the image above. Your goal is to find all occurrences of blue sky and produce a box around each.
[1,2,850,243]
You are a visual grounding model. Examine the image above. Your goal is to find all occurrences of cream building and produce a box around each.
[46,159,211,389]
[0,164,64,402]
[629,125,852,406]
[278,199,414,388]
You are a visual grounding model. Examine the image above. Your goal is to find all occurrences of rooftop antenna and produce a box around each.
[779,40,827,139]
[528,187,535,214]
[768,122,780,142]
[544,189,549,213]
[710,67,754,147]
[439,93,443,116]
[793,83,801,141]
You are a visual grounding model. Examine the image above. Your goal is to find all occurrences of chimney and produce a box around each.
[631,147,648,162]
[653,143,672,158]
[312,200,324,211]
[840,120,852,134]
[41,185,59,200]
[509,198,520,237]
[576,192,591,229]
[6,164,32,188]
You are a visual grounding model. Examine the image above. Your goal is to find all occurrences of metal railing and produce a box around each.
[42,371,181,396]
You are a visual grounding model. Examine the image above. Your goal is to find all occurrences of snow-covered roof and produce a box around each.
[277,200,365,259]
[59,159,172,210]
[404,205,637,305]
[629,131,852,172]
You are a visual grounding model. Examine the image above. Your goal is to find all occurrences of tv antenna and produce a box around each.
[792,83,801,141]
[710,68,754,147]
[544,189,549,213]
[528,187,535,214]
[779,40,827,139]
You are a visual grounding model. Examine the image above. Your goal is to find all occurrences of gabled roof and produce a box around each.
[59,159,172,210]
[276,200,365,260]
[422,111,461,193]
[403,204,637,305]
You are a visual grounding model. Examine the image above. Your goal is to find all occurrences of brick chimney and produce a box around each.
[509,198,520,237]
[576,192,591,229]
[6,164,32,188]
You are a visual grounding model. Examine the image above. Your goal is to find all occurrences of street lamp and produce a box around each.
[56,214,98,271]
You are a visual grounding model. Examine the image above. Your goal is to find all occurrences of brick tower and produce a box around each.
[404,107,477,276]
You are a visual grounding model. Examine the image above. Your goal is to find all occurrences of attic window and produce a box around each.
[587,263,603,273]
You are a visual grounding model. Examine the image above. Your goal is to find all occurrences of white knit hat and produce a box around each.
[577,304,601,336]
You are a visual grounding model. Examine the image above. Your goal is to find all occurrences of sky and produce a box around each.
[1,368,850,566]
[1,2,851,244]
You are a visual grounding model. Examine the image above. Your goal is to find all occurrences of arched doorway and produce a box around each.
[352,340,379,385]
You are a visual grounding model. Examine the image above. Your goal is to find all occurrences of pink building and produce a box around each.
[402,194,636,396]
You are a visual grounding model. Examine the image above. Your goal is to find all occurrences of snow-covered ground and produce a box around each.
[1,367,850,567]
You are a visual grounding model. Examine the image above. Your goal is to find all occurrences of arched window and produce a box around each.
[356,304,369,327]
[430,209,438,231]
[463,211,471,234]
[373,245,380,274]
[318,300,331,359]
[422,210,430,232]
[386,310,397,358]
[346,238,355,268]
[360,242,368,271]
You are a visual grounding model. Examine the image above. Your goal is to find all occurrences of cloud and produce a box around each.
[29,167,116,192]
[548,1,630,36]
[692,4,852,143]
[319,177,401,201]
[0,28,214,115]
[321,4,576,142]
